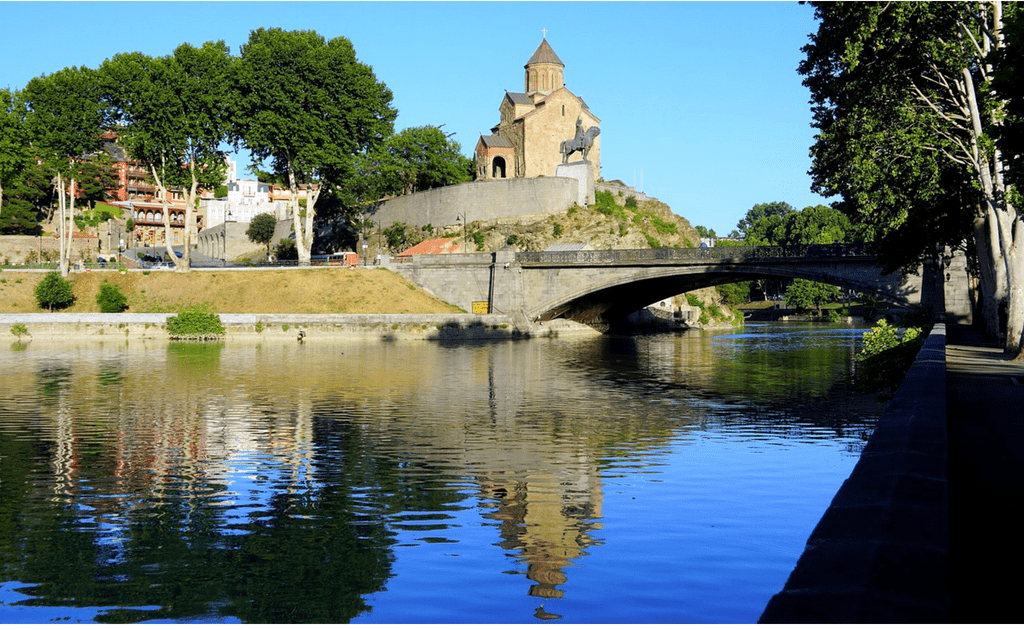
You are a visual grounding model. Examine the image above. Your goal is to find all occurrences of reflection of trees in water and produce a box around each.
[0,360,403,623]
[562,327,879,433]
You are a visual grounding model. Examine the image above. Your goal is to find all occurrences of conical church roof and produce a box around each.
[525,38,564,68]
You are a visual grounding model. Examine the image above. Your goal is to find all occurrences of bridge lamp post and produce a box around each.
[456,212,467,252]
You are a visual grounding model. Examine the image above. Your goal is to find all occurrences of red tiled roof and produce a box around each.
[397,237,462,257]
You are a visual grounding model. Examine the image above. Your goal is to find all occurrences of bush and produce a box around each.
[34,271,75,311]
[166,306,225,341]
[856,319,926,397]
[96,282,128,313]
[275,238,298,260]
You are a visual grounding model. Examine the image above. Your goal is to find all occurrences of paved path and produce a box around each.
[945,324,1024,622]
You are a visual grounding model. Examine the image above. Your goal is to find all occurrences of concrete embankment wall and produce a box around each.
[759,324,948,623]
[368,177,579,228]
[1,312,596,342]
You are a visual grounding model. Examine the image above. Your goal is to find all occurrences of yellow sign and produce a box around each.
[472,301,490,314]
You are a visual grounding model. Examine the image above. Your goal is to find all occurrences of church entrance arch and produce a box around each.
[492,157,507,179]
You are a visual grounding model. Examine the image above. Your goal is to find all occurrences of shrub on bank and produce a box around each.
[96,282,129,313]
[166,306,225,341]
[855,318,927,398]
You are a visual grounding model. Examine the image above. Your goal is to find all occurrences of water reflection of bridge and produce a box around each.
[394,245,963,330]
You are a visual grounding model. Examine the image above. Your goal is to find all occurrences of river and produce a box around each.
[0,322,883,623]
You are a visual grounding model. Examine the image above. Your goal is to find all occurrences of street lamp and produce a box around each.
[456,212,467,252]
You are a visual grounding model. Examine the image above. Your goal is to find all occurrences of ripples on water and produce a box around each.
[0,323,882,623]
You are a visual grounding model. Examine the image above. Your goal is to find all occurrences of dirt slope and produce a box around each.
[0,268,462,314]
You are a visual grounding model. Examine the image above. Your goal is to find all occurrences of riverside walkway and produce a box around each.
[946,323,1024,622]
[761,323,1024,623]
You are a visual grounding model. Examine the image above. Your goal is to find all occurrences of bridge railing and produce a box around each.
[515,244,874,265]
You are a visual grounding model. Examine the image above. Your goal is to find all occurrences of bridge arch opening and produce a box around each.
[523,259,918,331]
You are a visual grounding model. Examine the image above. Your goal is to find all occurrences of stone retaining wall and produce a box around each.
[368,177,580,229]
[0,312,596,342]
[759,324,948,623]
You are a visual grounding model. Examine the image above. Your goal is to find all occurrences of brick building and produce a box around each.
[99,132,199,247]
[475,37,601,182]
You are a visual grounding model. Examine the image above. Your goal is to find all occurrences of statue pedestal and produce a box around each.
[555,161,595,207]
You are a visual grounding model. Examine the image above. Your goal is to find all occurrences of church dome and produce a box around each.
[525,38,564,68]
[524,37,565,95]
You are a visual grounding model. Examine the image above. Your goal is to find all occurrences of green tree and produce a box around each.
[748,204,854,247]
[0,161,49,235]
[735,201,795,240]
[101,41,232,272]
[232,28,397,265]
[364,126,472,197]
[695,225,717,239]
[785,278,842,317]
[34,271,75,311]
[800,1,1022,354]
[0,88,31,225]
[22,66,107,276]
[246,212,278,257]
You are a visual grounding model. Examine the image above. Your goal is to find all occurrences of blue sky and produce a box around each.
[2,1,828,236]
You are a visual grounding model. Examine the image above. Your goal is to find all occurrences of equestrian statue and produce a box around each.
[560,117,600,164]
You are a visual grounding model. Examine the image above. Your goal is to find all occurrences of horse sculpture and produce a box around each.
[560,120,600,164]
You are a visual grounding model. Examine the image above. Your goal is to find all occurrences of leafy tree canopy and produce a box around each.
[695,225,717,238]
[22,66,107,178]
[736,201,795,239]
[744,203,854,246]
[0,88,31,212]
[0,162,49,235]
[362,126,473,198]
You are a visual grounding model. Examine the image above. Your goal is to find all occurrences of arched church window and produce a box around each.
[562,105,565,116]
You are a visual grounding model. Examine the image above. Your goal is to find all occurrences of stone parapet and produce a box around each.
[759,324,949,623]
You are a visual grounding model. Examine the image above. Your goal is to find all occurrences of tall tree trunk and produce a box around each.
[974,215,1001,336]
[55,172,68,276]
[1004,211,1024,356]
[286,159,312,266]
[150,162,175,267]
[66,177,76,275]
[179,164,199,273]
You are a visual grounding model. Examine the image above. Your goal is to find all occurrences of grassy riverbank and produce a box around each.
[0,268,462,315]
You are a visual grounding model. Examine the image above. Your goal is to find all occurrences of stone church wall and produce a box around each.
[368,177,581,229]
[522,91,601,180]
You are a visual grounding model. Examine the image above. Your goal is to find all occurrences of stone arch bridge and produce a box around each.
[393,245,955,331]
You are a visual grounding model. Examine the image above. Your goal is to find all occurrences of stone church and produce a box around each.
[475,37,601,182]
